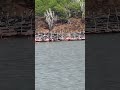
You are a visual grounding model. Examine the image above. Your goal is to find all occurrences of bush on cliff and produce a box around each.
[35,0,84,22]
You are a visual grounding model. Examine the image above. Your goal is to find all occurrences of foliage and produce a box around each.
[35,0,85,21]
[44,8,57,31]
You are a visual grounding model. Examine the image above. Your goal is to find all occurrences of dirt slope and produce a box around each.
[35,17,85,33]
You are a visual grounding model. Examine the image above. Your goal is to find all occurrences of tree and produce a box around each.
[35,0,85,23]
[80,0,85,19]
[44,8,57,40]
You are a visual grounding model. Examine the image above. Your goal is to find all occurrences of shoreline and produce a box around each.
[35,32,85,42]
[35,39,85,42]
[1,32,120,41]
[0,35,34,40]
[85,31,120,34]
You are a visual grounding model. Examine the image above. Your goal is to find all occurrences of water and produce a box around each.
[0,38,34,90]
[86,33,120,90]
[35,41,85,90]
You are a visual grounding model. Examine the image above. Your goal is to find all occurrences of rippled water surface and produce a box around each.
[86,33,120,90]
[35,41,85,90]
[0,38,34,90]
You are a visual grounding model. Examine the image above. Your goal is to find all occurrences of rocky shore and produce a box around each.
[35,32,85,42]
[35,16,85,42]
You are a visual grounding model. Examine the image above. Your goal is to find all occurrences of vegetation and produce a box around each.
[35,0,85,22]
[44,8,57,31]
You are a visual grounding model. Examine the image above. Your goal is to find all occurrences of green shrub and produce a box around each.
[35,0,84,21]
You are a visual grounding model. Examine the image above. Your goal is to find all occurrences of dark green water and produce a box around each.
[0,38,34,90]
[86,33,120,90]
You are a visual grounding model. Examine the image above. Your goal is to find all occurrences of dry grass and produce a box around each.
[35,17,85,33]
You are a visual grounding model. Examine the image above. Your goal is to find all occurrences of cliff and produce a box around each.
[86,0,120,15]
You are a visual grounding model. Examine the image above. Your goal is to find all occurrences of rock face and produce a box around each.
[86,0,120,15]
[0,0,34,16]
[0,0,34,37]
[85,0,120,33]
